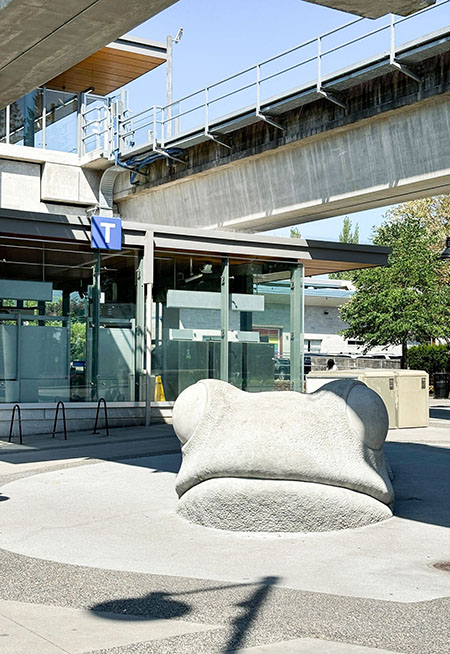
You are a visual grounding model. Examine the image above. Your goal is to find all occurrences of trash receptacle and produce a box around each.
[434,372,450,399]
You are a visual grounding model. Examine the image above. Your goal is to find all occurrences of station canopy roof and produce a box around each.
[45,36,167,97]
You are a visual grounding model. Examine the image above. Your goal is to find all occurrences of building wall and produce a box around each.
[174,294,401,357]
[0,148,101,215]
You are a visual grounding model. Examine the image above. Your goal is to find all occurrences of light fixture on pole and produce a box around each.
[166,27,183,139]
[440,236,450,261]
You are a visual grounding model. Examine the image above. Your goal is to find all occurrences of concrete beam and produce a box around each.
[115,95,450,232]
[304,0,435,18]
[0,0,178,108]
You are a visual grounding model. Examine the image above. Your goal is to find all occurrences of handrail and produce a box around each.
[52,401,68,440]
[92,398,110,436]
[1,0,448,157]
[8,404,23,445]
[115,0,449,155]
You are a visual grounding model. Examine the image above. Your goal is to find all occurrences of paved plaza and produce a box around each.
[0,401,448,653]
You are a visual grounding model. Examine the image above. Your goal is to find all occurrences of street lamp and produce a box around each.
[440,236,450,261]
[166,27,183,138]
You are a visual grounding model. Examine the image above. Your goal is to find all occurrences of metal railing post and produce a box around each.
[152,106,157,150]
[390,13,396,65]
[204,87,209,135]
[52,401,68,440]
[77,92,86,156]
[161,106,165,149]
[316,36,322,93]
[8,404,23,445]
[256,64,261,115]
[96,107,101,152]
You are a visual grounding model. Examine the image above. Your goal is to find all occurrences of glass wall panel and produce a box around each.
[0,107,6,143]
[8,89,44,147]
[0,238,142,404]
[95,250,140,402]
[151,252,304,401]
[228,259,301,392]
[44,90,78,153]
[152,252,223,401]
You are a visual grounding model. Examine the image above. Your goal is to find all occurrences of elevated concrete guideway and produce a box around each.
[112,17,450,232]
[0,0,178,108]
[305,0,435,18]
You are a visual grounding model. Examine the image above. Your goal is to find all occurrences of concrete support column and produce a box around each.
[290,264,304,392]
[220,258,229,383]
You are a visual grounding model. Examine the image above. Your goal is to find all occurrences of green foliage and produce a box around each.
[339,216,359,244]
[290,226,302,238]
[339,197,450,364]
[407,344,450,375]
[329,216,360,280]
[70,321,86,361]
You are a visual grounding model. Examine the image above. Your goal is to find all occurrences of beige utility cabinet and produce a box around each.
[306,369,429,429]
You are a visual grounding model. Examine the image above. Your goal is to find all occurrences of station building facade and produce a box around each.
[0,38,391,434]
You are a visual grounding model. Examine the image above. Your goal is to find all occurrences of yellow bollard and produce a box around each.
[154,375,166,402]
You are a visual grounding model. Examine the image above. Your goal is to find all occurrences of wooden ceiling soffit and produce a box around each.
[45,38,167,96]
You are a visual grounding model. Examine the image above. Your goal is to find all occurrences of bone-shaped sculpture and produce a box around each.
[173,379,394,532]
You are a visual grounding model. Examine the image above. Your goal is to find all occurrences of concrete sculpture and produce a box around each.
[173,379,394,532]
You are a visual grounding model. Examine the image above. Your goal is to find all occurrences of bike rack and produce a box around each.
[52,401,68,440]
[8,404,23,445]
[93,398,110,436]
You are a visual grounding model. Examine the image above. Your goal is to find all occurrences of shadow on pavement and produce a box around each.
[430,407,450,420]
[89,576,280,651]
[386,442,450,528]
[119,452,182,474]
[91,590,190,620]
[223,576,279,652]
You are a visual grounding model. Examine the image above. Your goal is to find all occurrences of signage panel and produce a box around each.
[91,216,122,250]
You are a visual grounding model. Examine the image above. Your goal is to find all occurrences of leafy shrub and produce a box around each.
[407,344,450,375]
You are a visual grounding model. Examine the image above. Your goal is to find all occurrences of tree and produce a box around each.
[329,216,360,280]
[339,197,450,368]
[290,226,302,238]
[339,216,359,244]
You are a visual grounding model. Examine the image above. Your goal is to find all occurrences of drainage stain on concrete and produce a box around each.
[432,562,450,572]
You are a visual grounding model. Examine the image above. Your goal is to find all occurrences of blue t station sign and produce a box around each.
[91,216,122,250]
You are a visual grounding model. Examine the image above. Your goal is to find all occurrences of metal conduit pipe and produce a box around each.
[97,164,124,217]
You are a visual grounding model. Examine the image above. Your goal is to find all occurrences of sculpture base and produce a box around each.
[177,477,393,533]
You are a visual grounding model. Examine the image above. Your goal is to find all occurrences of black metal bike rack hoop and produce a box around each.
[8,404,23,445]
[52,401,68,440]
[93,398,110,436]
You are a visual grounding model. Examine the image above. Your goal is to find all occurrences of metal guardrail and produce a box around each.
[116,0,450,156]
[1,0,448,158]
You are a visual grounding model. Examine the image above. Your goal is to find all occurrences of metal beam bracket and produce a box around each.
[256,111,285,131]
[205,132,232,149]
[153,147,187,165]
[317,89,348,111]
[390,60,422,84]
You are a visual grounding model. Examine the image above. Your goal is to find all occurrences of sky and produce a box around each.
[119,0,445,243]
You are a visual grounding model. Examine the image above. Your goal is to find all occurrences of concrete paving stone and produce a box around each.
[0,445,449,603]
[0,612,64,653]
[1,546,449,654]
[232,638,405,652]
[0,599,219,653]
[0,420,448,654]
